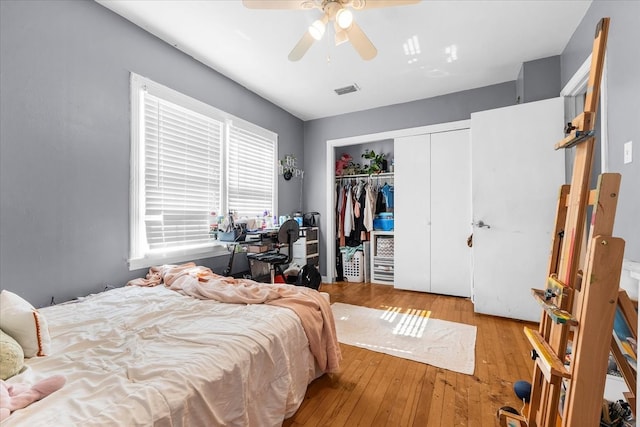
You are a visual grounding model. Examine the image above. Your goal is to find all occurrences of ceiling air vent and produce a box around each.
[334,83,360,96]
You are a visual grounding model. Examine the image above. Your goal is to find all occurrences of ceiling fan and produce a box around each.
[242,0,420,61]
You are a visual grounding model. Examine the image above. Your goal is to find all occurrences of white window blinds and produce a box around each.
[143,94,223,251]
[129,73,277,270]
[227,124,276,219]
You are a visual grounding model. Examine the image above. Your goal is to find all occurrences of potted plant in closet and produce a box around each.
[361,150,387,174]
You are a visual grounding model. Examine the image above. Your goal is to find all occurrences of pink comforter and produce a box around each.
[128,263,341,373]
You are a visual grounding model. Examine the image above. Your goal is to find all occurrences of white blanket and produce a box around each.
[3,286,318,426]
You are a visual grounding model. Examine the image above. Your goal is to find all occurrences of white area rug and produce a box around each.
[332,302,477,375]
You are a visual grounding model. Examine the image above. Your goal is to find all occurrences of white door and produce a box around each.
[394,134,431,292]
[394,130,472,297]
[430,129,472,297]
[471,97,564,321]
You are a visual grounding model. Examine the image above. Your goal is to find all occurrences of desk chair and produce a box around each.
[247,219,299,284]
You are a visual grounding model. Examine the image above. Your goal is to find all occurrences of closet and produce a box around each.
[334,173,394,282]
[394,129,472,297]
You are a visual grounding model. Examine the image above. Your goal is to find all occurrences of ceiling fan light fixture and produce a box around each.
[336,8,353,30]
[309,19,326,40]
[243,0,420,61]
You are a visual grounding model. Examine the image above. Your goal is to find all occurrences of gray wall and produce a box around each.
[303,82,517,275]
[561,1,639,262]
[0,0,305,307]
[517,56,561,103]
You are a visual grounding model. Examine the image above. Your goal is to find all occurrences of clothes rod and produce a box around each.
[335,172,395,180]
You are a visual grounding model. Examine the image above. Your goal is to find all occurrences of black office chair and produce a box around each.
[247,219,300,284]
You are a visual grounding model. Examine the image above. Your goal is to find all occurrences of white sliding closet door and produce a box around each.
[394,134,431,292]
[394,129,471,297]
[430,129,471,297]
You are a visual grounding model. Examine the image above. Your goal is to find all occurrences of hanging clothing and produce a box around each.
[375,187,387,214]
[381,183,394,209]
[343,186,354,238]
[339,184,347,247]
[364,183,376,232]
[335,176,393,244]
[337,184,344,223]
[353,186,367,244]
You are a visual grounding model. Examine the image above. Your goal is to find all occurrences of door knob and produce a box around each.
[473,220,491,229]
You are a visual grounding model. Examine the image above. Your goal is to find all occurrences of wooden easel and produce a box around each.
[611,289,638,411]
[511,17,631,427]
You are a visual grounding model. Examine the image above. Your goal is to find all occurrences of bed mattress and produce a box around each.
[2,285,318,426]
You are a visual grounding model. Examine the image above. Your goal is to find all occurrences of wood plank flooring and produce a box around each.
[283,281,538,427]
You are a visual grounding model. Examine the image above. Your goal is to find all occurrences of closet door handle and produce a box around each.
[473,220,491,229]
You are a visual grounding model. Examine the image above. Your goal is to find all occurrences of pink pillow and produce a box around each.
[0,291,51,358]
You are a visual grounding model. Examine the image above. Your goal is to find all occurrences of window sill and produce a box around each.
[128,241,232,271]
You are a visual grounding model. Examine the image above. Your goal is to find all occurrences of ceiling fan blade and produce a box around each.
[345,21,377,60]
[352,0,420,10]
[242,0,315,10]
[288,31,316,61]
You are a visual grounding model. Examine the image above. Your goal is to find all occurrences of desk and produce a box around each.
[246,229,279,243]
[219,229,285,281]
[246,224,301,284]
[221,230,278,277]
[246,246,290,283]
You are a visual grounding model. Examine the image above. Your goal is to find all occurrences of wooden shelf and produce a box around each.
[524,327,571,382]
[531,289,578,326]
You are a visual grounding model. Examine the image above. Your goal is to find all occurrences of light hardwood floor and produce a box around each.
[283,281,538,427]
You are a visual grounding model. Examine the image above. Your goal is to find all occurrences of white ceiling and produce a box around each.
[97,0,592,121]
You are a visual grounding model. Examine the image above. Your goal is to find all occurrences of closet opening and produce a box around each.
[334,140,394,283]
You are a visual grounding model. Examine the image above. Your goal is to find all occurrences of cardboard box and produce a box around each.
[248,244,269,253]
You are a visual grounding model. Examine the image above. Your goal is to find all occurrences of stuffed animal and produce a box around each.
[335,153,352,176]
[0,375,66,421]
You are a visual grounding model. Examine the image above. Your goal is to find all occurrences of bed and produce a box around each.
[0,263,340,426]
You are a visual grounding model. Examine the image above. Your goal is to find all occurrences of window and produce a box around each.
[129,73,277,270]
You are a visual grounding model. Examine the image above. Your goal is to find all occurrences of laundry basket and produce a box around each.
[341,250,364,282]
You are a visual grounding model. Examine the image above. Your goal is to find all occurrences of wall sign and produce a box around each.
[278,154,304,180]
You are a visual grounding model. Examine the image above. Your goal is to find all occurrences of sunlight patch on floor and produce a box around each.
[377,306,431,338]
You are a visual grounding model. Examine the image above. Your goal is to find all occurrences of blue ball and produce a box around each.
[514,381,531,403]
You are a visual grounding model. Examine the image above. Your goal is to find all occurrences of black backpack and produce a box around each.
[296,264,321,290]
[303,212,320,227]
